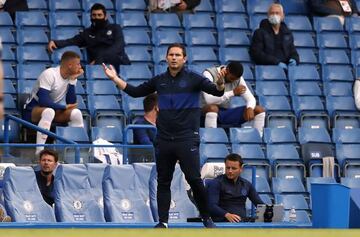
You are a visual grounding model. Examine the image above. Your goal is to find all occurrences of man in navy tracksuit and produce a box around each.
[103,43,224,228]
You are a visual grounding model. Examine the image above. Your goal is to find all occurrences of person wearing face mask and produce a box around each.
[250,3,299,70]
[47,3,130,72]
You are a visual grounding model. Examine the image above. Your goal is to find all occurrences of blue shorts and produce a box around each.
[23,99,38,122]
[218,106,246,126]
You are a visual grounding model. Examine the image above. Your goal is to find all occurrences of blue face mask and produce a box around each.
[268,14,281,25]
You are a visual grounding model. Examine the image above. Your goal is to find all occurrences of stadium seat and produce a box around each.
[49,12,82,30]
[346,16,360,33]
[123,28,151,46]
[200,143,229,166]
[0,28,15,43]
[15,11,48,28]
[256,81,288,96]
[115,0,146,12]
[2,62,15,79]
[285,16,313,32]
[125,46,152,63]
[103,165,153,222]
[218,47,251,64]
[17,45,50,64]
[0,12,13,26]
[152,30,183,46]
[194,0,213,13]
[186,46,218,64]
[259,96,292,111]
[292,32,315,48]
[27,0,47,10]
[87,94,123,123]
[326,96,358,116]
[216,13,248,30]
[182,13,214,30]
[17,64,46,80]
[149,13,181,31]
[85,65,108,80]
[318,49,350,65]
[152,46,169,64]
[349,34,360,49]
[116,12,148,30]
[17,79,36,96]
[49,0,81,11]
[229,127,262,144]
[54,164,105,222]
[241,173,271,193]
[279,0,308,14]
[3,80,16,95]
[185,30,217,46]
[148,164,198,222]
[313,16,344,32]
[249,14,267,30]
[255,66,287,81]
[290,81,322,96]
[132,162,155,203]
[296,48,318,65]
[82,0,114,12]
[200,128,229,144]
[86,80,119,95]
[247,0,274,15]
[121,94,144,123]
[288,65,320,81]
[214,0,245,13]
[85,163,108,212]
[336,144,360,169]
[119,64,152,81]
[1,44,16,62]
[91,126,123,143]
[334,114,360,129]
[218,30,250,47]
[274,194,309,210]
[51,46,84,64]
[263,127,297,144]
[16,28,48,45]
[291,96,325,117]
[322,65,354,82]
[272,177,306,194]
[50,28,80,41]
[3,94,19,115]
[317,32,348,49]
[333,128,360,144]
[3,166,56,222]
[340,177,360,188]
[298,127,331,145]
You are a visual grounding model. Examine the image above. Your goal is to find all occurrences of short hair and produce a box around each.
[39,149,59,163]
[268,3,284,14]
[60,51,80,64]
[224,153,244,166]
[166,43,186,57]
[143,93,158,113]
[91,3,106,15]
[227,61,243,78]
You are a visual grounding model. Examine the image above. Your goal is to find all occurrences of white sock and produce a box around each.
[253,112,265,137]
[36,108,55,154]
[205,112,218,128]
[68,109,84,127]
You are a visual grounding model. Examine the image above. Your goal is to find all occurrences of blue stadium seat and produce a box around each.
[0,12,14,26]
[122,94,144,122]
[200,128,229,144]
[279,0,308,15]
[1,44,16,62]
[247,0,274,15]
[241,174,271,193]
[326,96,357,116]
[3,94,19,115]
[86,80,119,95]
[200,143,229,166]
[16,28,48,45]
[313,16,344,32]
[352,49,360,67]
[255,81,288,96]
[116,12,148,30]
[17,80,36,96]
[123,28,151,46]
[149,13,181,31]
[298,127,331,144]
[218,30,250,47]
[259,96,292,111]
[154,63,168,75]
[3,166,56,222]
[27,0,47,10]
[50,28,80,41]
[296,48,318,65]
[49,12,82,29]
[186,46,218,64]
[132,162,155,204]
[152,46,169,64]
[291,96,325,117]
[255,66,287,81]
[266,144,302,167]
[149,164,198,222]
[272,177,306,194]
[0,28,15,43]
[243,64,254,81]
[51,46,84,64]
[322,65,354,82]
[340,177,360,188]
[103,165,153,222]
[119,64,152,81]
[125,46,152,63]
[87,94,123,121]
[333,128,360,144]
[82,0,114,12]
[249,14,267,30]
[3,80,16,94]
[319,49,350,65]
[91,126,123,143]
[85,163,107,212]
[288,65,320,81]
[187,62,217,74]
[194,0,213,13]
[17,45,50,64]
[292,32,315,48]
[54,164,105,222]
[285,16,313,32]
[274,194,309,210]
[185,30,217,46]
[17,64,46,80]
[85,65,108,80]
[229,127,262,144]
[336,143,360,170]
[290,81,322,96]
[2,62,15,79]
[323,82,353,96]
[49,0,81,11]
[346,16,360,33]
[182,13,214,30]
[15,11,48,28]
[317,32,348,49]
[152,30,183,46]
[115,0,146,12]
[216,13,248,30]
[231,144,266,160]
[214,0,245,13]
[218,47,251,64]
[349,34,360,49]
[263,127,297,144]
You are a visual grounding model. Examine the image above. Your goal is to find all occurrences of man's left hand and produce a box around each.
[69,68,84,80]
[243,107,255,121]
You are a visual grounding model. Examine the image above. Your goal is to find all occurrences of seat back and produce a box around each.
[85,163,108,211]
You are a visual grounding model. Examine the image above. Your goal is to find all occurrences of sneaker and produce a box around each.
[202,217,216,228]
[154,222,168,228]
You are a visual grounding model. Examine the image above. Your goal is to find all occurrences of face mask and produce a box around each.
[268,14,281,25]
[91,18,107,29]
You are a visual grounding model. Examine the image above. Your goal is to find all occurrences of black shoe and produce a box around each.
[202,218,216,228]
[154,222,168,228]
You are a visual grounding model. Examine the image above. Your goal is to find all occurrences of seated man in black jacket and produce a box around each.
[48,3,130,72]
[206,153,264,222]
[250,3,299,70]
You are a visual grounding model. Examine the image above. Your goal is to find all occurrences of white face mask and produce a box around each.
[268,14,281,25]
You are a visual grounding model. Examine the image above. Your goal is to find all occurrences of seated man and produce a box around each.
[202,61,265,136]
[206,153,264,222]
[48,3,130,72]
[23,51,84,155]
[129,93,158,163]
[35,149,58,207]
[250,3,299,70]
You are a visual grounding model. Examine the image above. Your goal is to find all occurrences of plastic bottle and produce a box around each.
[289,206,297,223]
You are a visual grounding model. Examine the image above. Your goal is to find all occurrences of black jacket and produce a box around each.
[250,19,299,65]
[54,21,130,66]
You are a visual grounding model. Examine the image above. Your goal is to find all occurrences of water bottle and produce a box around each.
[289,206,297,223]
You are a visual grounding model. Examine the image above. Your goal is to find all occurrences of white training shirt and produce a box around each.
[201,66,256,109]
[354,80,360,110]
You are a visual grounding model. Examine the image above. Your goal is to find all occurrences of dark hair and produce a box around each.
[60,51,80,64]
[166,43,186,57]
[227,61,244,78]
[224,153,244,166]
[39,149,59,162]
[143,93,158,113]
[91,3,106,15]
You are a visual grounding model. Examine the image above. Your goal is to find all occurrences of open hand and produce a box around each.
[225,213,241,223]
[102,63,118,81]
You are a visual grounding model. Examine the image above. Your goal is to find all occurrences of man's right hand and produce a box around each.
[102,63,118,81]
[233,85,246,96]
[225,213,241,223]
[48,41,57,53]
[66,103,78,110]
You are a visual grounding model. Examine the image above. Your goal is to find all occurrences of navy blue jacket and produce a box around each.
[207,174,264,220]
[133,117,156,145]
[250,19,299,65]
[35,171,54,206]
[54,21,130,66]
[124,68,224,141]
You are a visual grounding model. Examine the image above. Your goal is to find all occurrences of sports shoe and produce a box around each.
[202,217,216,228]
[154,222,168,228]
